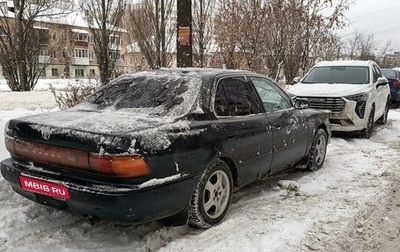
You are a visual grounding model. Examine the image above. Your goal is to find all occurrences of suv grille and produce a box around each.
[298,97,345,112]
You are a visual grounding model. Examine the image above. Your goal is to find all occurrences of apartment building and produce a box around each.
[0,4,141,80]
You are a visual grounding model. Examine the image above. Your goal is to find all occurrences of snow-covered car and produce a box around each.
[288,60,390,138]
[1,69,330,228]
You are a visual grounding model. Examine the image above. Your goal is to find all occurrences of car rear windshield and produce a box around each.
[82,71,202,116]
[302,66,370,84]
[381,69,396,79]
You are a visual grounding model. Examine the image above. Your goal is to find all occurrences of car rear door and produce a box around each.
[214,75,274,185]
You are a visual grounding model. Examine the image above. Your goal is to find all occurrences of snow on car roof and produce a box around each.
[315,60,373,67]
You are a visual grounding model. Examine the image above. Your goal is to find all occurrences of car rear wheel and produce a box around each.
[188,159,233,228]
[377,99,389,125]
[305,128,328,171]
[361,107,374,139]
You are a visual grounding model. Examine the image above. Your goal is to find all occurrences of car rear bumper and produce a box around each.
[1,158,198,224]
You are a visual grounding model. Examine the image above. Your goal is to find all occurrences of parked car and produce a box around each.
[288,60,390,139]
[381,68,400,107]
[1,69,330,228]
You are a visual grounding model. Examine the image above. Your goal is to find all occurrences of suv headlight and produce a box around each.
[344,92,369,119]
[344,92,369,102]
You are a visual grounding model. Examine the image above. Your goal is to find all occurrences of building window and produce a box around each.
[109,34,120,45]
[90,69,96,77]
[50,32,56,40]
[74,33,88,41]
[89,52,94,61]
[60,33,67,42]
[89,36,94,44]
[75,69,84,77]
[74,49,88,58]
[109,50,120,60]
[52,68,59,77]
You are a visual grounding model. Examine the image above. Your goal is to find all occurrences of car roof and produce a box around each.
[159,67,253,78]
[314,60,374,67]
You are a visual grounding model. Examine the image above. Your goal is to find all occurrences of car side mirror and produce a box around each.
[376,77,388,87]
[294,98,309,109]
[292,77,301,84]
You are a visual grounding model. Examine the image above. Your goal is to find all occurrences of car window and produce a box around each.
[372,65,382,83]
[382,69,396,79]
[214,76,262,116]
[83,72,202,116]
[302,66,370,84]
[250,77,292,112]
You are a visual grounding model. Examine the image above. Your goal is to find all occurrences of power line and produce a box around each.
[346,2,400,20]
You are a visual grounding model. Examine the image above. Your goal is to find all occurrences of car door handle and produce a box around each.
[228,133,237,140]
[272,123,282,130]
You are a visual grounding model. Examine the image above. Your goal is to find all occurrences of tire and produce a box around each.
[361,107,374,139]
[377,99,389,125]
[188,159,233,228]
[305,128,328,171]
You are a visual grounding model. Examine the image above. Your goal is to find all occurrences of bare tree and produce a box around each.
[261,0,351,82]
[214,0,244,69]
[128,0,174,69]
[192,0,215,67]
[315,34,345,61]
[344,31,377,61]
[0,0,74,91]
[81,0,127,85]
[377,40,397,68]
[213,0,350,82]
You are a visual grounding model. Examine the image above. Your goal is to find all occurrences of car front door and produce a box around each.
[249,76,309,173]
[372,64,389,117]
[213,75,274,185]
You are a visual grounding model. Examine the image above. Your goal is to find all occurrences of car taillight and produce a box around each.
[6,137,151,178]
[89,154,151,178]
[5,136,16,155]
[393,79,400,88]
[13,138,90,170]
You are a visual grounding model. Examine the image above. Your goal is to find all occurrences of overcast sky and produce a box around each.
[340,0,400,50]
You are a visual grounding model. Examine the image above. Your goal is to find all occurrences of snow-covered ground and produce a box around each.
[1,89,400,251]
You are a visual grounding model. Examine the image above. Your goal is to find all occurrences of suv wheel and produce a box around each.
[361,107,374,139]
[377,99,389,125]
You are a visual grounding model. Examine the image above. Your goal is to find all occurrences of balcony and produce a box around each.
[73,57,89,65]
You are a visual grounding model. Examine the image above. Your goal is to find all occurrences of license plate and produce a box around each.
[19,176,70,200]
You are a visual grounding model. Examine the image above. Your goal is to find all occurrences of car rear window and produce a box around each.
[83,71,202,116]
[381,69,396,79]
[302,66,370,84]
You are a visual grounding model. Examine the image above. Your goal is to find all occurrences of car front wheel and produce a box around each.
[305,128,328,171]
[361,107,374,139]
[188,159,233,228]
[377,99,389,125]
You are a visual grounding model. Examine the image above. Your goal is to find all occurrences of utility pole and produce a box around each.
[176,0,192,67]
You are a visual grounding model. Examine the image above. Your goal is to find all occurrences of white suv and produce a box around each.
[287,60,390,138]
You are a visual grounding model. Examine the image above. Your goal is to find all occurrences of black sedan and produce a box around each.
[1,68,330,228]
